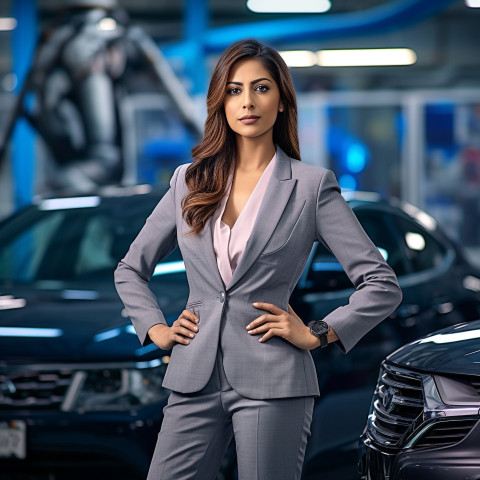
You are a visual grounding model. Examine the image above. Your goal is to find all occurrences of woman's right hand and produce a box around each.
[147,310,199,350]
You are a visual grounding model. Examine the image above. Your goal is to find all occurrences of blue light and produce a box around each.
[135,343,159,356]
[346,144,367,173]
[153,261,186,276]
[125,325,136,335]
[378,247,389,261]
[94,328,121,342]
[0,327,63,338]
[136,358,162,369]
[312,262,344,272]
[338,174,357,191]
[61,290,99,300]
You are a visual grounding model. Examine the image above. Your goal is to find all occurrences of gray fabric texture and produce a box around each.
[114,147,402,398]
[146,352,314,480]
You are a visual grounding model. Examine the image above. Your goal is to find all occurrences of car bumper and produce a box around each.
[0,403,166,480]
[358,433,396,480]
[359,423,480,480]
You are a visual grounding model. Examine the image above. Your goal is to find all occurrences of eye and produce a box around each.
[255,84,269,93]
[226,87,241,95]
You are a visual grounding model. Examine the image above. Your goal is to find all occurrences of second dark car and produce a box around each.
[0,185,479,479]
[359,319,480,480]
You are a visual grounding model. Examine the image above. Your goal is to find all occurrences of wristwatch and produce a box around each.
[308,320,330,348]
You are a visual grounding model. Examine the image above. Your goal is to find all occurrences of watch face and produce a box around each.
[311,321,329,336]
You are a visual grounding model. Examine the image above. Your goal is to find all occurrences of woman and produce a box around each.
[114,39,402,480]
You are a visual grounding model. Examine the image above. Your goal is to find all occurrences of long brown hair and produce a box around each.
[182,39,300,235]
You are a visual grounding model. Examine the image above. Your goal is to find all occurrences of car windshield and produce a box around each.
[0,194,181,285]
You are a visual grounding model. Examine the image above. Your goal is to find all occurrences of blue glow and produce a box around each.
[94,328,121,342]
[135,343,159,356]
[202,0,454,53]
[0,327,63,338]
[125,325,136,335]
[338,174,357,191]
[378,247,389,261]
[136,358,162,369]
[346,144,367,173]
[312,262,344,272]
[153,261,186,276]
[95,325,138,342]
[61,290,99,300]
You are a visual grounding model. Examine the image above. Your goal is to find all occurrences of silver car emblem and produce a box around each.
[382,386,398,413]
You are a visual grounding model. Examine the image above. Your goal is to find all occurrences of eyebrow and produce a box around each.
[226,77,272,86]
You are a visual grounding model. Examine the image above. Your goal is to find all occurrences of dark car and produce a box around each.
[0,185,479,480]
[359,319,480,480]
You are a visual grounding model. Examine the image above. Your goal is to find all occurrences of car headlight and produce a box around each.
[61,357,170,412]
[434,373,480,406]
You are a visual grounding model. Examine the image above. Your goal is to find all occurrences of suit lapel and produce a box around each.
[195,215,226,289]
[226,148,296,291]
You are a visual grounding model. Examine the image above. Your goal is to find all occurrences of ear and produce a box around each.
[279,103,284,112]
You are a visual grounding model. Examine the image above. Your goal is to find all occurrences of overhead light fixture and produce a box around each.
[279,48,417,68]
[247,0,331,13]
[279,50,317,67]
[0,17,17,31]
[465,0,480,7]
[317,48,417,67]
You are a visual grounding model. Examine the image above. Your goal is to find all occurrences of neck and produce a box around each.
[234,135,276,171]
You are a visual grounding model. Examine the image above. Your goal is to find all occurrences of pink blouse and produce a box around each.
[212,154,276,287]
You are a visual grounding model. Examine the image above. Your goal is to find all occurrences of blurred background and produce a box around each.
[0,0,479,265]
[1,2,480,479]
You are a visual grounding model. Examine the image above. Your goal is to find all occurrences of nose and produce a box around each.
[242,90,254,109]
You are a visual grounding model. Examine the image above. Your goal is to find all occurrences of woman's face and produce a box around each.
[224,58,282,142]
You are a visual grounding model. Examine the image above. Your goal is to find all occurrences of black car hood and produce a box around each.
[387,319,480,376]
[0,280,186,363]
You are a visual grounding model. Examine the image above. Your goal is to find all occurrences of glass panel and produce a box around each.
[306,243,353,293]
[0,211,65,283]
[326,105,402,198]
[0,201,182,284]
[424,102,480,251]
[394,216,447,274]
[306,209,407,292]
[354,210,408,277]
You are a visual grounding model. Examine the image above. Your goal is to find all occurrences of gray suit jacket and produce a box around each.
[114,147,402,399]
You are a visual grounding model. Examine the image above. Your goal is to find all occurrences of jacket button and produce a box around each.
[220,291,225,303]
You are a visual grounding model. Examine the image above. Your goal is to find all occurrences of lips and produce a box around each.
[239,115,260,125]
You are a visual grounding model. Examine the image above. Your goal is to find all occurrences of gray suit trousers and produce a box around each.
[146,351,314,480]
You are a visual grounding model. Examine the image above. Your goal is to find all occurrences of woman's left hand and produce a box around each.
[246,302,320,350]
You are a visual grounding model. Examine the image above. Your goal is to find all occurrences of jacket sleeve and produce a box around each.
[315,169,403,353]
[114,164,185,346]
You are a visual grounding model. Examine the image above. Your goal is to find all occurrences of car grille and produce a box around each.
[0,367,74,409]
[413,418,478,449]
[369,363,424,448]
